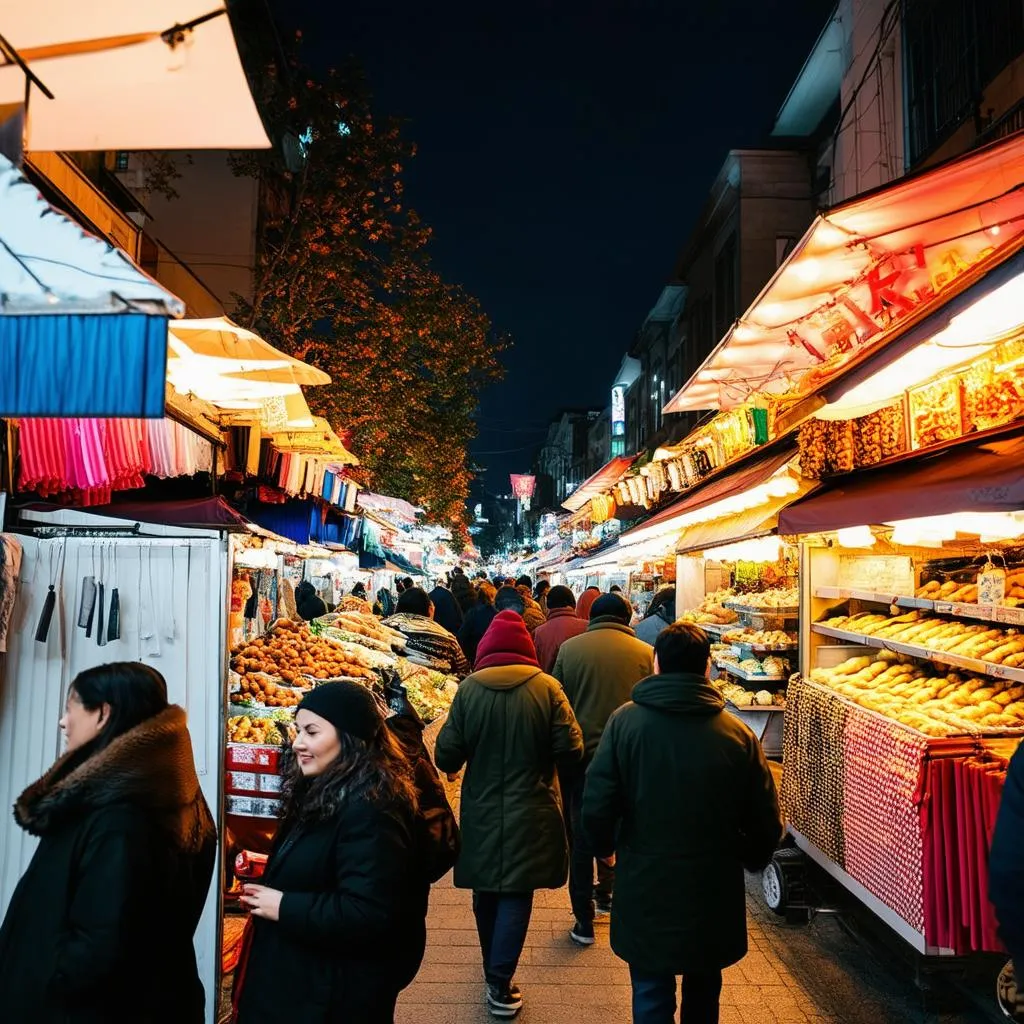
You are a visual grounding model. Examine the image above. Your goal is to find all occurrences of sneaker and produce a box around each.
[594,896,612,917]
[569,920,596,945]
[486,981,523,1017]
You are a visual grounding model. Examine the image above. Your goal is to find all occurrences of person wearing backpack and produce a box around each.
[233,682,431,1024]
[435,610,584,1019]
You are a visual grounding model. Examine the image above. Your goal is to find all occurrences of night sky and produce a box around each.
[273,0,835,487]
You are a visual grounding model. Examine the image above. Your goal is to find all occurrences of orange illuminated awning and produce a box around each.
[665,131,1024,413]
[562,454,636,512]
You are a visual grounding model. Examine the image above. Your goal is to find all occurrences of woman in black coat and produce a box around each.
[234,681,424,1024]
[0,663,217,1024]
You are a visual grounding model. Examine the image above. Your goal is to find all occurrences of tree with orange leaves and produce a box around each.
[232,45,506,547]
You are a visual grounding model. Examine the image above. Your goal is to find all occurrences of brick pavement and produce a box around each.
[396,873,837,1024]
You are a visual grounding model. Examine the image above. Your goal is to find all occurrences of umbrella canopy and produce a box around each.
[0,2,269,151]
[0,152,181,416]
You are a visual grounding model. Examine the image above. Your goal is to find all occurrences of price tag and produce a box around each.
[934,602,953,616]
[997,606,1024,626]
[951,602,990,620]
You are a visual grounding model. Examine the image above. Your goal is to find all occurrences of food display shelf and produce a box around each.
[724,639,799,655]
[713,658,787,684]
[814,587,1024,627]
[724,603,799,617]
[811,623,1024,684]
[696,621,734,636]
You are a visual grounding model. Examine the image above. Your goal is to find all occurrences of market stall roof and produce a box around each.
[675,479,817,555]
[618,448,796,548]
[0,2,269,151]
[562,454,636,512]
[778,431,1024,535]
[21,496,249,529]
[0,152,182,416]
[384,550,425,576]
[357,492,423,524]
[664,131,1024,414]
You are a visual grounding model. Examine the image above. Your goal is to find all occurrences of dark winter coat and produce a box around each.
[582,673,783,975]
[990,743,1024,963]
[236,785,422,1024]
[0,706,217,1024]
[552,617,654,762]
[458,601,497,667]
[634,606,674,646]
[429,585,464,635]
[435,664,584,891]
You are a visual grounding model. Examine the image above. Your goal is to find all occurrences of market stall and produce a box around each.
[764,434,1024,955]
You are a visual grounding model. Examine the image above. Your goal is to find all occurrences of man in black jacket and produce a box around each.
[582,622,782,1024]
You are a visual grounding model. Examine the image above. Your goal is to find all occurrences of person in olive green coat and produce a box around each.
[582,623,782,1024]
[551,593,654,940]
[435,610,583,1018]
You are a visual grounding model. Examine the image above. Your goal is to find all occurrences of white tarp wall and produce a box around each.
[0,508,228,1022]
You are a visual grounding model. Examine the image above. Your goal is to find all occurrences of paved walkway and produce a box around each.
[397,873,834,1024]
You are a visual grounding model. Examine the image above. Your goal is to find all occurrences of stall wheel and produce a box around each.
[762,848,809,919]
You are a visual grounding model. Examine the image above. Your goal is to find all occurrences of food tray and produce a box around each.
[725,704,784,757]
[724,602,799,616]
[714,659,787,684]
[728,640,799,659]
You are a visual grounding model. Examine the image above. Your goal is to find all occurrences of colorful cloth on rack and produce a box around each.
[18,417,214,505]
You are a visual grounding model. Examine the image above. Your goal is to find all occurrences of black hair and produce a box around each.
[279,725,417,825]
[70,662,170,756]
[590,592,632,624]
[546,585,576,611]
[647,587,677,620]
[494,586,526,615]
[396,586,433,617]
[654,622,711,675]
[534,580,551,599]
[351,582,367,598]
[609,584,622,594]
[516,574,532,589]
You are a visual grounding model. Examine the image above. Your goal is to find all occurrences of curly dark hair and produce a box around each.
[278,724,418,825]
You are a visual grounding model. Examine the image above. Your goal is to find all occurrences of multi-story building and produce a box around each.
[533,408,601,509]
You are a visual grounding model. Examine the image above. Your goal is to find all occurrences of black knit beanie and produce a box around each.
[297,681,383,742]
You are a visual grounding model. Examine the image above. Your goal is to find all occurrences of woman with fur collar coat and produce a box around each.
[0,663,217,1024]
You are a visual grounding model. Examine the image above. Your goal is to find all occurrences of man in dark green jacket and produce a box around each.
[582,622,782,1024]
[552,592,654,944]
[435,610,583,1019]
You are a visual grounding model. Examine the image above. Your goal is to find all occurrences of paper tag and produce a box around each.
[997,606,1024,626]
[934,602,953,615]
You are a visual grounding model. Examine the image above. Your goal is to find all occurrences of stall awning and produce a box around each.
[0,153,182,416]
[0,3,269,151]
[664,131,1024,413]
[358,492,423,524]
[618,448,796,548]
[778,432,1024,535]
[384,550,425,576]
[562,454,636,512]
[675,480,817,555]
[20,496,250,528]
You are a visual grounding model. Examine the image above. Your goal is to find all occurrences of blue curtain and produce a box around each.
[0,312,167,417]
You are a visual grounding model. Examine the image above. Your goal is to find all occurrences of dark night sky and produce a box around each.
[272,0,835,488]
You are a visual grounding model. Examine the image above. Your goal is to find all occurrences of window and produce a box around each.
[904,0,1024,165]
[115,151,130,172]
[714,234,738,342]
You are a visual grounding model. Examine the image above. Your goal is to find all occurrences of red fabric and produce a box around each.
[475,610,540,669]
[533,608,587,673]
[576,588,600,621]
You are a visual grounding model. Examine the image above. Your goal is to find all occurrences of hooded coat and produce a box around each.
[634,604,675,646]
[0,706,217,1024]
[575,587,601,622]
[582,674,782,975]
[552,617,654,762]
[458,600,498,667]
[434,614,584,892]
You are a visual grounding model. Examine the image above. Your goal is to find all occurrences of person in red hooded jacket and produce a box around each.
[435,611,583,1019]
[575,586,601,622]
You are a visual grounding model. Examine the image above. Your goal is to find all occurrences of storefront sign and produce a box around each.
[611,385,626,436]
[837,554,914,596]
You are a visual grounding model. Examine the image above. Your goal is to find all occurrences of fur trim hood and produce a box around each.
[14,705,215,854]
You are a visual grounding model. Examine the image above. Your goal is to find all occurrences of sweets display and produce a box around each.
[725,587,799,610]
[916,567,1024,606]
[909,376,962,449]
[819,608,1024,666]
[721,627,797,649]
[680,589,739,626]
[714,678,787,708]
[808,652,1024,736]
[227,714,296,745]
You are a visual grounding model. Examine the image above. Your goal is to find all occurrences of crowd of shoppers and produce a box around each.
[0,573,789,1024]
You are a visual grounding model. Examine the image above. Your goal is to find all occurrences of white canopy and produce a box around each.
[0,1,269,151]
[0,151,182,314]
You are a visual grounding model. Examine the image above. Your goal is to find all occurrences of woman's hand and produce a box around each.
[240,884,283,921]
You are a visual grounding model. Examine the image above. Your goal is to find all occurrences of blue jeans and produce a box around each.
[629,965,723,1024]
[472,891,534,986]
